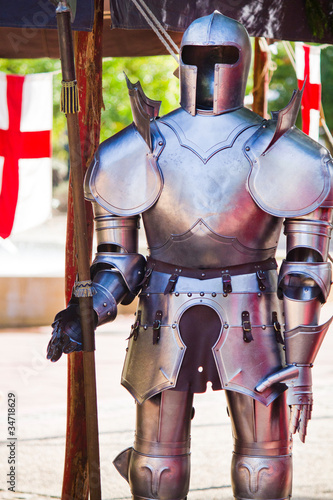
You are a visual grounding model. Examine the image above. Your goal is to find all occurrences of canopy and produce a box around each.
[0,0,332,59]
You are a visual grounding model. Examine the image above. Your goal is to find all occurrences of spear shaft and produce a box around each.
[54,2,101,499]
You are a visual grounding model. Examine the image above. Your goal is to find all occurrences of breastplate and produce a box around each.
[143,108,283,268]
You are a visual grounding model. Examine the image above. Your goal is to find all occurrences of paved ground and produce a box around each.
[0,308,332,500]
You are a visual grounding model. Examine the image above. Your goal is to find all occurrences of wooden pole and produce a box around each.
[61,1,104,499]
[252,37,269,119]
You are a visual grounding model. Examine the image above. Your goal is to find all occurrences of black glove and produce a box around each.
[47,304,83,362]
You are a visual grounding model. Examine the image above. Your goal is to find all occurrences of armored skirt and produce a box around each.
[121,257,286,406]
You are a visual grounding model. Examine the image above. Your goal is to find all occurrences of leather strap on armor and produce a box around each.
[272,311,284,344]
[146,256,277,281]
[152,310,163,344]
[128,310,142,341]
[242,311,253,343]
[222,273,232,294]
[164,273,179,294]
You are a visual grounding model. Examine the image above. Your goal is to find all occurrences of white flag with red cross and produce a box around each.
[0,72,53,239]
[295,42,322,141]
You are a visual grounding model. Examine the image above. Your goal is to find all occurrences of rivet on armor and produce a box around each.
[103,302,107,307]
[107,311,111,316]
[258,292,262,297]
[200,292,204,296]
[175,292,180,297]
[187,293,192,297]
[144,325,148,330]
[172,324,176,329]
[223,293,228,297]
[201,273,205,277]
[147,293,150,297]
[225,323,229,329]
[262,325,266,330]
[245,146,250,151]
[158,141,163,146]
[212,292,216,297]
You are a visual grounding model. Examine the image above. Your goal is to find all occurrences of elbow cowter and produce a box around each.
[91,253,146,325]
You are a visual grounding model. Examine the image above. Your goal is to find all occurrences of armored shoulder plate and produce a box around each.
[84,123,164,216]
[245,92,332,217]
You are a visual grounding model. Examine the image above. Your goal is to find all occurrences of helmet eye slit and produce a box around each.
[181,45,240,67]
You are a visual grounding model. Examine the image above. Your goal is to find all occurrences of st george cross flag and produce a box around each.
[0,72,53,239]
[295,42,322,140]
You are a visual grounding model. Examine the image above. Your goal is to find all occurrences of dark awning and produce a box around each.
[0,0,332,59]
[109,0,333,44]
[0,0,94,31]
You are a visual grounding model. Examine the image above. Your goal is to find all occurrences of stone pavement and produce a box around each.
[0,308,333,500]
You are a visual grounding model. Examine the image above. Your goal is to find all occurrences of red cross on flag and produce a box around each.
[295,42,322,140]
[0,72,53,239]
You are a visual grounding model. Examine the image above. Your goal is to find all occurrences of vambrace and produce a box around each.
[259,205,333,441]
[90,203,146,326]
[279,206,333,320]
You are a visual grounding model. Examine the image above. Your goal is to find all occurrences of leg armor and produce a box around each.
[225,391,292,500]
[114,390,193,500]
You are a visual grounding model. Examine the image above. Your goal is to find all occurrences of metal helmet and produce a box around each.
[179,11,251,116]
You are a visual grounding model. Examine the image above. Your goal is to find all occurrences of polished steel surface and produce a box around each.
[125,73,162,151]
[246,122,332,218]
[179,11,251,115]
[231,453,292,500]
[278,260,332,302]
[226,391,292,499]
[91,252,146,296]
[114,391,192,500]
[85,122,164,216]
[142,107,282,268]
[284,217,332,262]
[93,203,140,253]
[121,268,285,405]
[284,317,333,365]
[92,269,122,325]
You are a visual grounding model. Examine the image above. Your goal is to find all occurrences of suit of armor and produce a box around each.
[48,11,333,500]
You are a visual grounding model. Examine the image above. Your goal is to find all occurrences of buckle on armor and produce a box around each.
[128,310,141,341]
[272,311,284,344]
[222,274,232,294]
[242,311,254,343]
[139,265,154,288]
[164,274,179,294]
[153,310,163,344]
[256,270,266,291]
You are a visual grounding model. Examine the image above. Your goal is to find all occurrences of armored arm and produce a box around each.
[89,202,145,326]
[47,201,146,362]
[280,201,333,440]
[257,196,333,441]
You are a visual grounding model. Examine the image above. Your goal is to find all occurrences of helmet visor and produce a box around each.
[181,45,240,109]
